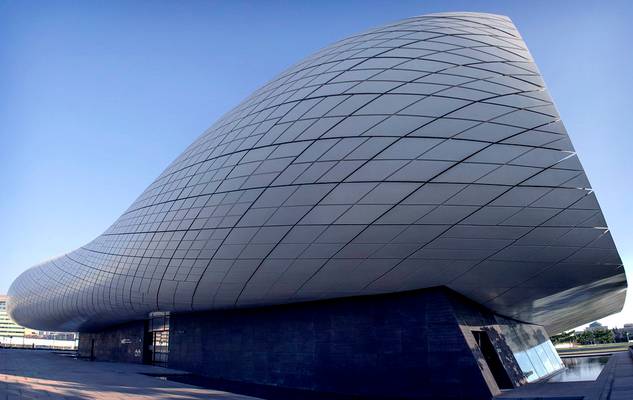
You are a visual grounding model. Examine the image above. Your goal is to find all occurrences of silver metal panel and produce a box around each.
[8,12,626,334]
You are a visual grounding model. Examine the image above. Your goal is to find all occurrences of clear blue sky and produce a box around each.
[1,0,631,328]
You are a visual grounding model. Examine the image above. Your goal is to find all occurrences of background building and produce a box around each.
[1,294,77,349]
[0,295,25,338]
[7,12,627,399]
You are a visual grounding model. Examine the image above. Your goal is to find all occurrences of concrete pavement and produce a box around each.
[0,349,261,400]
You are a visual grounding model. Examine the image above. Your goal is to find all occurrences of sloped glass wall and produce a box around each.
[502,324,564,382]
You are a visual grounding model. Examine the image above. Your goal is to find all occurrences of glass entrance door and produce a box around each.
[147,312,170,367]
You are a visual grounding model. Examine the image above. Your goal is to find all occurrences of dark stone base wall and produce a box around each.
[76,288,556,399]
[78,320,145,363]
[169,288,495,400]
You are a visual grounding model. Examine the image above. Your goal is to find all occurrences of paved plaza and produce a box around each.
[2,347,632,399]
[0,349,260,400]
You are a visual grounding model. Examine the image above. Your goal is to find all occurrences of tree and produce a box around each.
[575,331,595,345]
[593,329,615,344]
[551,330,575,344]
[573,327,616,345]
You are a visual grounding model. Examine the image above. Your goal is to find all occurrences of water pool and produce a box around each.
[547,355,610,382]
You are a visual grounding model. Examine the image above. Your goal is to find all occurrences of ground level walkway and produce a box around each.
[2,347,632,400]
[607,349,633,400]
[0,349,260,400]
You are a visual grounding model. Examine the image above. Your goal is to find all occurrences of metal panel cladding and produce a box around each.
[8,13,627,333]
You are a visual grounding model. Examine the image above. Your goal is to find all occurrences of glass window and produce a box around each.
[513,351,538,382]
[525,347,547,378]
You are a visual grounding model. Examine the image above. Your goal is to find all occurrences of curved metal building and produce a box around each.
[7,12,627,399]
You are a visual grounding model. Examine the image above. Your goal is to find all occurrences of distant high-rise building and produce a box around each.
[586,321,607,331]
[0,295,25,338]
